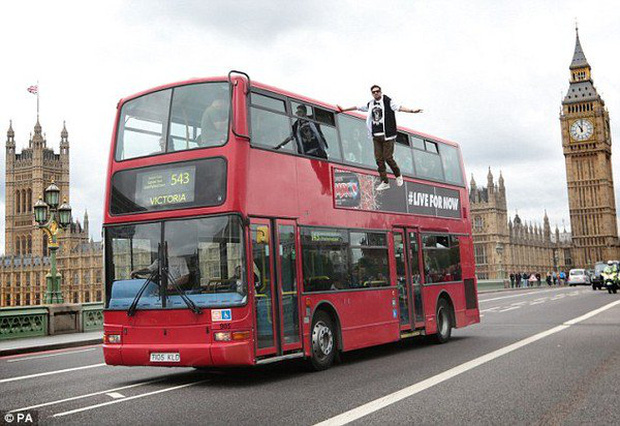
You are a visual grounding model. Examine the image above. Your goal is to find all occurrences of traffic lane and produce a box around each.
[357,301,620,425]
[15,369,208,424]
[0,361,199,416]
[0,345,105,379]
[38,292,619,425]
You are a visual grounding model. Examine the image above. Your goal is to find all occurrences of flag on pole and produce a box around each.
[27,85,39,95]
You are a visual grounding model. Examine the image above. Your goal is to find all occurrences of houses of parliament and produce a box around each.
[471,27,620,279]
[0,119,102,307]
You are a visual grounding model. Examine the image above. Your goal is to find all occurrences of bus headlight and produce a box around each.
[214,332,231,342]
[106,334,122,344]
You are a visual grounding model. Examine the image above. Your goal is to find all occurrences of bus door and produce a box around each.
[250,219,302,358]
[393,229,412,330]
[393,228,425,330]
[407,230,425,327]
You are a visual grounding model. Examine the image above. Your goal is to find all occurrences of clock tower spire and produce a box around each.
[560,27,619,267]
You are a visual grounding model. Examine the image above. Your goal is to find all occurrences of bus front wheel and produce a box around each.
[309,311,336,371]
[433,299,453,344]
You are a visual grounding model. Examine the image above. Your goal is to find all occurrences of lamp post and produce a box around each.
[34,181,72,304]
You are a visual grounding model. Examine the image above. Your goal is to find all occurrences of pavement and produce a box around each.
[0,284,572,358]
[0,330,103,357]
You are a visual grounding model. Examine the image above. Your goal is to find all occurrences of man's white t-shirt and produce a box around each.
[357,97,401,140]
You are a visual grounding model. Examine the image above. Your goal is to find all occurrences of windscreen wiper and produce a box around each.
[162,242,202,315]
[127,267,159,317]
[163,269,203,315]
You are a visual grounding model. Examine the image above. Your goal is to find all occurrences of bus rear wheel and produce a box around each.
[309,311,336,371]
[433,299,453,344]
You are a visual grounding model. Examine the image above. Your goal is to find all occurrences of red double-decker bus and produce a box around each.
[103,71,479,370]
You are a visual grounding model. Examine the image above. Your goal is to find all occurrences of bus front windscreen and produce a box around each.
[105,215,246,310]
[115,82,230,161]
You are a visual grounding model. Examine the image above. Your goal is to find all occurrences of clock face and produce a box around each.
[570,119,594,141]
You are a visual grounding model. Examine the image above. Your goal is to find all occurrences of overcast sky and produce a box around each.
[1,0,620,254]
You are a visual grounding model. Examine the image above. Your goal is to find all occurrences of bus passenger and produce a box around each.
[275,104,328,159]
[337,85,423,191]
[199,97,228,146]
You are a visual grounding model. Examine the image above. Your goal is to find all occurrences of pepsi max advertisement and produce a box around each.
[333,169,461,219]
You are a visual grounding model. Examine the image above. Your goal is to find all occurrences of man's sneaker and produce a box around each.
[396,176,404,187]
[376,182,390,191]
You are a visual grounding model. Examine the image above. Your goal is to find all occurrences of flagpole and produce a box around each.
[37,80,40,120]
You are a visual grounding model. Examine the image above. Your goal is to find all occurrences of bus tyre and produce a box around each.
[433,299,453,344]
[309,311,336,371]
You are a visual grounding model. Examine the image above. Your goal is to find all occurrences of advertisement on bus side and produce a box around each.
[333,168,461,219]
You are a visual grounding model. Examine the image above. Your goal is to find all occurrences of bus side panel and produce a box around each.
[422,283,469,335]
[303,288,400,353]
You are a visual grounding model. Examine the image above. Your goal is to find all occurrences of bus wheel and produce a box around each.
[309,311,336,371]
[433,299,453,344]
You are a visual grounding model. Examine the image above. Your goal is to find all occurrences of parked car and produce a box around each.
[592,262,607,290]
[568,269,591,286]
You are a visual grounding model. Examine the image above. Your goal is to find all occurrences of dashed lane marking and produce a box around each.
[106,392,126,399]
[479,287,576,303]
[498,306,521,313]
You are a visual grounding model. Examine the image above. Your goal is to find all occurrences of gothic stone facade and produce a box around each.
[0,121,103,307]
[560,29,620,267]
[470,169,572,280]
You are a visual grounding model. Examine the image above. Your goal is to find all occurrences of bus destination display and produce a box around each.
[136,166,196,207]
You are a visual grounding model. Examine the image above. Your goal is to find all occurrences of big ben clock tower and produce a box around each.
[560,27,620,267]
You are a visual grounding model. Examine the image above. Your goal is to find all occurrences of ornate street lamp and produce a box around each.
[34,181,72,304]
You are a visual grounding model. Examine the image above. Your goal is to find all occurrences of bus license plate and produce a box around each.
[150,352,180,363]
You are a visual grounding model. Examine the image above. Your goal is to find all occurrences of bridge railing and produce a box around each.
[0,303,103,341]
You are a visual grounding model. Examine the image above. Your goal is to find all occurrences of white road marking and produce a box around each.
[0,363,106,384]
[551,295,566,300]
[53,379,210,417]
[106,392,125,399]
[10,378,166,413]
[510,302,527,306]
[479,307,501,313]
[6,348,97,363]
[479,288,569,303]
[498,306,521,313]
[314,299,620,426]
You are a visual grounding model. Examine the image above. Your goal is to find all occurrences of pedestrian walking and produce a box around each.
[337,86,423,191]
[510,273,515,288]
[546,272,552,286]
[516,272,522,288]
[535,272,541,287]
[552,271,557,285]
[522,272,529,287]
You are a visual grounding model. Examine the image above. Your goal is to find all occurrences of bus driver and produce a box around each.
[130,256,190,288]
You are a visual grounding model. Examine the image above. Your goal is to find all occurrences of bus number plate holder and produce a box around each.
[150,352,180,363]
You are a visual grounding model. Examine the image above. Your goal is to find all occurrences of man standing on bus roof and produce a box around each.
[337,85,423,191]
